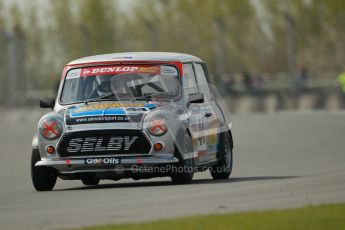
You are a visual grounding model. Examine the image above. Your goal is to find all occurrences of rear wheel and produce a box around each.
[81,174,100,186]
[210,132,233,180]
[31,149,57,191]
[171,132,194,184]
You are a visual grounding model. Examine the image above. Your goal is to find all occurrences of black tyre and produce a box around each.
[210,132,233,180]
[31,149,57,191]
[81,174,100,186]
[171,132,194,184]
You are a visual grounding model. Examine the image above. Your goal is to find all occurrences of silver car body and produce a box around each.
[32,52,232,179]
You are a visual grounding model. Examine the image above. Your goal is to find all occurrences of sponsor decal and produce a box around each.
[66,115,130,125]
[161,66,178,76]
[79,65,160,77]
[66,103,156,125]
[208,152,217,162]
[207,131,218,146]
[143,103,157,110]
[72,109,125,117]
[85,158,120,165]
[196,149,208,164]
[125,107,149,112]
[193,115,208,164]
[66,69,82,79]
[66,136,138,153]
[137,66,160,74]
[111,55,135,60]
[74,103,147,113]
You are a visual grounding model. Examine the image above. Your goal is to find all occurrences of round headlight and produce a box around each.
[147,115,168,136]
[39,118,63,140]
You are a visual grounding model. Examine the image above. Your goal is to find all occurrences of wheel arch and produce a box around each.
[32,133,39,150]
[174,127,194,161]
[227,129,234,150]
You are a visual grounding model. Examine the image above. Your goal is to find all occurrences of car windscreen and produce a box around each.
[60,65,181,104]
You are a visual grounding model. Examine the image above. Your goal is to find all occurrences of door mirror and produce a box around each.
[40,98,55,109]
[187,93,204,105]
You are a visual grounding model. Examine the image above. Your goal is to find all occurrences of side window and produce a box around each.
[194,63,212,101]
[182,64,198,96]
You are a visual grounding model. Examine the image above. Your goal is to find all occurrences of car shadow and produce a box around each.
[193,176,299,184]
[55,176,298,191]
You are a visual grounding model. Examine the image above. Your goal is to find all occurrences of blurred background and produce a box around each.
[1,2,345,229]
[0,0,344,113]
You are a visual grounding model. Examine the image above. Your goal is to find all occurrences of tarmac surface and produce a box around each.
[0,109,345,230]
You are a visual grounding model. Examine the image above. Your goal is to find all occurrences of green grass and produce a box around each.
[70,203,345,230]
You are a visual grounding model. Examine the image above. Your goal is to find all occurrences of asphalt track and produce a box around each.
[0,109,345,230]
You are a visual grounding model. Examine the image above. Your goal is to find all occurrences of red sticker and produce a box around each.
[43,121,58,137]
[80,66,160,77]
[136,157,142,164]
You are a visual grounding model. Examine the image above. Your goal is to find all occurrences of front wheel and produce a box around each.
[171,132,194,184]
[31,149,57,191]
[210,132,233,180]
[170,158,194,184]
[81,174,100,186]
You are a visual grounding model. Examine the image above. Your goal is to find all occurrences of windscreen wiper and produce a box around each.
[84,92,116,104]
[133,92,173,101]
[133,95,152,101]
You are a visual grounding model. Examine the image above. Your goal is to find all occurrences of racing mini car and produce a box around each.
[31,52,233,191]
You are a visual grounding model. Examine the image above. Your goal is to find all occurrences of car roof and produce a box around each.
[67,52,204,65]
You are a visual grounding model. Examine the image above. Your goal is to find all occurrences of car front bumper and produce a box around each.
[35,154,179,174]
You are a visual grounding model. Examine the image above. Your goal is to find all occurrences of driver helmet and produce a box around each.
[111,77,126,93]
[96,75,112,96]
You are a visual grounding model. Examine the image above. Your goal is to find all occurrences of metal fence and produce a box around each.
[217,72,339,93]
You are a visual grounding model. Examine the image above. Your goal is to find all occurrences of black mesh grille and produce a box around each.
[57,130,151,157]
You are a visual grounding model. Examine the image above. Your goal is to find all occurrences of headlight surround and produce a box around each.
[146,115,168,136]
[39,117,63,140]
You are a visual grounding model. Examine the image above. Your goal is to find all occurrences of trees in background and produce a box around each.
[261,0,345,73]
[0,0,343,90]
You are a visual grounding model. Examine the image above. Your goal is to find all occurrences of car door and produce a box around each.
[182,63,208,165]
[193,63,221,163]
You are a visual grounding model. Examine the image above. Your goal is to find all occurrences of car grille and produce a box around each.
[57,130,151,157]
